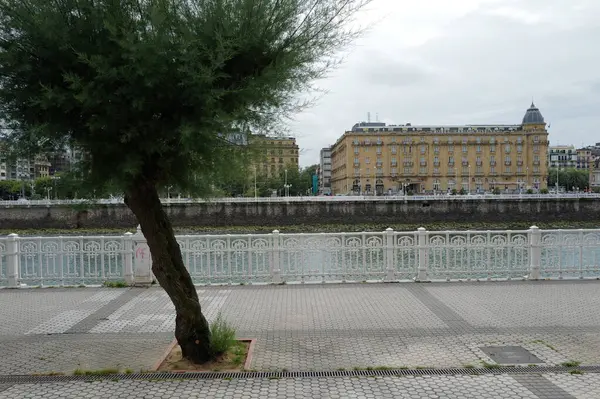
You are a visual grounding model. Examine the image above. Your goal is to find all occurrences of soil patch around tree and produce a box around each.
[154,339,255,372]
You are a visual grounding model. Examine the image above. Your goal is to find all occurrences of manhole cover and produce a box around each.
[480,346,544,365]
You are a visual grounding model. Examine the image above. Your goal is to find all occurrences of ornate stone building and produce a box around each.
[330,103,549,195]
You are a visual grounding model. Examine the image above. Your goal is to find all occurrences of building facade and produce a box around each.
[576,148,593,170]
[252,135,299,178]
[548,145,577,169]
[591,158,600,189]
[331,103,549,195]
[319,147,332,194]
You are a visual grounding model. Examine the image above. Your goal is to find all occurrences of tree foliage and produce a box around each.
[547,168,589,191]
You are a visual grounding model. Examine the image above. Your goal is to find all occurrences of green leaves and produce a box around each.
[0,0,369,194]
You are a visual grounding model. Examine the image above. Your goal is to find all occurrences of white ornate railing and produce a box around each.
[1,227,599,287]
[0,193,599,207]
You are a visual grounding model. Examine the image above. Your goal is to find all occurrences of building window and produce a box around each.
[447,136,453,144]
[504,145,510,153]
[365,157,370,164]
[505,167,511,173]
[462,145,467,153]
[433,167,440,175]
[476,145,481,153]
[391,167,397,175]
[391,146,397,154]
[517,145,522,153]
[462,178,469,191]
[419,167,426,174]
[476,137,481,144]
[391,136,397,143]
[434,146,440,153]
[490,166,496,174]
[504,155,511,164]
[354,157,359,164]
[364,147,369,152]
[448,179,456,189]
[403,167,412,174]
[433,179,441,191]
[391,158,397,166]
[533,145,540,153]
[490,145,495,153]
[376,147,382,154]
[476,166,482,174]
[534,155,540,162]
[534,166,540,173]
[354,147,359,154]
[448,156,455,165]
[403,146,408,154]
[366,167,370,174]
[354,168,360,176]
[490,136,495,144]
[420,145,426,154]
[377,137,382,145]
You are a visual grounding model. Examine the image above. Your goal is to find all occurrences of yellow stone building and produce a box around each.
[252,135,300,177]
[331,103,549,195]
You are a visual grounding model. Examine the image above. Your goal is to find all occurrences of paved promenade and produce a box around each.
[1,281,600,397]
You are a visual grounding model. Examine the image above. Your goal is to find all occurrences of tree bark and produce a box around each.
[124,178,213,363]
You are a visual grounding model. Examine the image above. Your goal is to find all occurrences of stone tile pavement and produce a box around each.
[0,280,599,397]
[2,373,600,399]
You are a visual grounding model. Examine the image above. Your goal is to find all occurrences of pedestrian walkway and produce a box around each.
[0,280,599,398]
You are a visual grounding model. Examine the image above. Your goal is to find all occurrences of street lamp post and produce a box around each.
[254,165,257,201]
[468,164,471,194]
[283,169,292,197]
[46,187,52,201]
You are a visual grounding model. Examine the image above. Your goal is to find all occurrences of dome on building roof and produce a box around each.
[522,102,545,125]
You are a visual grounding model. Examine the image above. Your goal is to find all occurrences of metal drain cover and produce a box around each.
[480,346,544,365]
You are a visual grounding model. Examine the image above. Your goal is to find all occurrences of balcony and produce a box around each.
[505,161,512,166]
[420,161,427,167]
[489,161,496,166]
[533,161,540,166]
[517,160,523,166]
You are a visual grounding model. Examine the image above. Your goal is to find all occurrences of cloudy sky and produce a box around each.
[289,0,600,167]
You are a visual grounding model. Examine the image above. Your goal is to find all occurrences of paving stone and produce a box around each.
[0,375,540,399]
[544,372,600,398]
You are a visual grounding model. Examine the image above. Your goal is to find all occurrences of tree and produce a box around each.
[0,0,369,363]
[547,168,589,191]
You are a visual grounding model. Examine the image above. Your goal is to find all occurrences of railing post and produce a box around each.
[385,228,395,281]
[123,232,134,285]
[6,233,19,288]
[416,227,429,282]
[271,230,281,284]
[132,225,153,286]
[528,225,541,280]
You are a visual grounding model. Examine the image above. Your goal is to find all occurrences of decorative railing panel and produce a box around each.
[177,235,272,285]
[540,230,600,279]
[426,231,530,280]
[16,236,127,286]
[0,238,6,287]
[0,227,599,287]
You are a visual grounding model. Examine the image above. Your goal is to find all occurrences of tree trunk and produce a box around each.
[124,178,213,363]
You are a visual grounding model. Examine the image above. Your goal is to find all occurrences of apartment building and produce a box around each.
[319,147,332,194]
[548,145,577,169]
[252,135,299,177]
[330,103,549,195]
